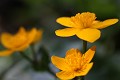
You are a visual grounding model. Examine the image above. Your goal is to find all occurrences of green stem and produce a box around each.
[30,45,41,71]
[20,46,40,71]
[20,51,33,64]
[83,40,87,53]
[73,76,84,80]
[31,45,38,64]
[40,46,57,78]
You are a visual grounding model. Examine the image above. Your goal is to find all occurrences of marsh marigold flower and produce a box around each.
[0,27,42,56]
[51,46,96,79]
[55,12,118,43]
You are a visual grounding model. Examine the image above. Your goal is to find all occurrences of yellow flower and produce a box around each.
[55,12,118,43]
[0,27,42,56]
[51,46,96,79]
[33,29,43,43]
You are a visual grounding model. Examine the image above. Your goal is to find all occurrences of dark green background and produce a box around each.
[0,0,120,80]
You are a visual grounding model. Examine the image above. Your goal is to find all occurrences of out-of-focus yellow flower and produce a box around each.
[33,29,43,43]
[55,12,118,43]
[51,46,96,79]
[0,27,42,56]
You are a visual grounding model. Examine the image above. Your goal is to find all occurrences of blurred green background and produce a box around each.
[0,0,120,80]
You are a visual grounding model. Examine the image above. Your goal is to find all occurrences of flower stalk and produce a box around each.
[19,46,40,71]
[20,46,56,78]
[20,51,33,64]
[31,45,38,63]
[74,76,84,80]
[30,45,40,70]
[83,40,87,53]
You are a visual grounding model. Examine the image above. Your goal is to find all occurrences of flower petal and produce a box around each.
[27,28,37,44]
[1,27,27,49]
[76,28,101,43]
[75,63,93,76]
[51,56,70,71]
[91,19,118,29]
[0,50,14,56]
[92,20,100,24]
[83,46,96,64]
[56,17,74,27]
[56,71,75,79]
[13,42,29,51]
[55,28,78,37]
[1,33,13,49]
[14,28,37,51]
[33,29,43,43]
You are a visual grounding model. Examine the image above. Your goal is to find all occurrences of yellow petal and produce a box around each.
[91,19,119,29]
[0,50,14,56]
[55,28,78,37]
[83,46,96,64]
[51,56,70,71]
[56,71,75,79]
[27,28,37,44]
[13,42,29,51]
[75,63,93,76]
[56,17,74,27]
[14,28,37,51]
[1,33,13,49]
[76,28,101,43]
[33,29,43,43]
[19,27,26,33]
[1,27,27,49]
[92,20,100,24]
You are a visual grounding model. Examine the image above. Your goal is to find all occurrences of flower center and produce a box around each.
[71,12,96,28]
[74,68,81,72]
